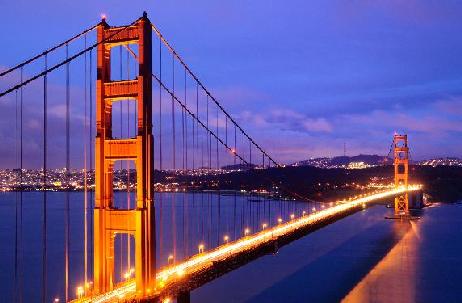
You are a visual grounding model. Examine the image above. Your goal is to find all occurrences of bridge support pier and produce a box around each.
[393,134,409,216]
[93,12,155,296]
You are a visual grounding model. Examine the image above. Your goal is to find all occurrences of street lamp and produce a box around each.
[76,286,84,299]
[244,228,250,236]
[262,223,268,230]
[223,235,229,243]
[198,244,204,253]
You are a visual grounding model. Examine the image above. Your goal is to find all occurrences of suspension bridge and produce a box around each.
[0,13,422,303]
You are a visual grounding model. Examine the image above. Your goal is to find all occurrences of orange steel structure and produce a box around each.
[93,12,155,296]
[393,134,409,215]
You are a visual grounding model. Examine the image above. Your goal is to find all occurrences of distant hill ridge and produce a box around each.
[293,154,391,168]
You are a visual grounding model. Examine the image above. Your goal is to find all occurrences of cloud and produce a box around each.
[237,108,333,134]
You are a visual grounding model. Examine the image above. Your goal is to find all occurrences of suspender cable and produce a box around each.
[159,37,163,171]
[126,46,131,271]
[172,193,177,263]
[14,89,17,302]
[172,54,176,170]
[64,43,70,303]
[119,45,123,280]
[182,108,185,170]
[172,54,177,261]
[83,35,88,293]
[234,125,237,165]
[206,95,210,169]
[217,188,221,245]
[181,77,185,170]
[42,53,48,303]
[195,83,199,170]
[249,140,252,167]
[19,67,24,303]
[158,39,163,261]
[13,87,22,302]
[153,74,249,166]
[182,68,185,170]
[201,127,204,170]
[233,193,237,240]
[182,193,186,259]
[207,193,211,247]
[88,49,94,277]
[183,69,188,170]
[191,114,195,170]
[151,23,279,168]
[216,106,219,169]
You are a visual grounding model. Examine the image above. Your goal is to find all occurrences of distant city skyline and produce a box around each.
[1,1,461,168]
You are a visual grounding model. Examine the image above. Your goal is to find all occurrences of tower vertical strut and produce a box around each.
[94,12,155,296]
[393,134,409,216]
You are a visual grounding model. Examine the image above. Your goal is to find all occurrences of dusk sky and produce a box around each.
[1,1,462,166]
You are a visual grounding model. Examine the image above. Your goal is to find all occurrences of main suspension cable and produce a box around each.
[151,23,278,167]
[153,74,248,164]
[1,18,141,98]
[0,24,97,77]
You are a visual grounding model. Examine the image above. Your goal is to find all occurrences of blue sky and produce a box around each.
[1,1,462,166]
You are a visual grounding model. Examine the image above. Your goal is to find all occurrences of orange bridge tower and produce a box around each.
[93,12,155,295]
[393,134,409,216]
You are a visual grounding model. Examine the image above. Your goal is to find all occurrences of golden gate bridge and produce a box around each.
[0,12,422,303]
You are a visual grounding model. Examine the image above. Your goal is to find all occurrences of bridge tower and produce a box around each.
[393,134,409,216]
[93,13,155,295]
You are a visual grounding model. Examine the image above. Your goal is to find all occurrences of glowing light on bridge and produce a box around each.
[244,228,250,236]
[76,286,84,299]
[78,185,421,303]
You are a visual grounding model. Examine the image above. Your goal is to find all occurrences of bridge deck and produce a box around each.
[76,186,421,303]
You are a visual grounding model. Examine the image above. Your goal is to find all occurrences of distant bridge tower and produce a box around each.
[93,13,155,295]
[393,134,409,216]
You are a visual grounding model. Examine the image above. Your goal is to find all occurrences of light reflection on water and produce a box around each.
[342,220,417,302]
[193,203,462,303]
